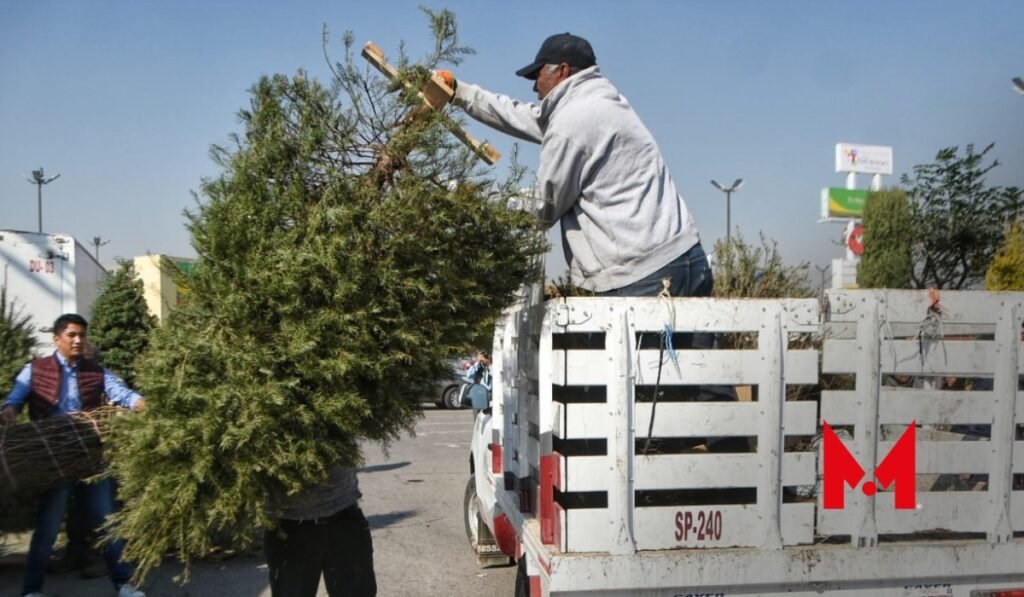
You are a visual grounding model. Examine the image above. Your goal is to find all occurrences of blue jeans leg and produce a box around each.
[596,243,713,298]
[596,243,720,355]
[77,477,133,588]
[23,481,74,595]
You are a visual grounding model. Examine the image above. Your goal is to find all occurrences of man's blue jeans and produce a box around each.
[23,477,132,595]
[596,242,720,356]
[596,242,713,299]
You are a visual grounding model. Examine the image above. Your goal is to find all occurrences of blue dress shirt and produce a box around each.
[2,352,142,415]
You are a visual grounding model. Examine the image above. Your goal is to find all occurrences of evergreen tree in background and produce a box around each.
[89,261,157,386]
[985,219,1024,291]
[0,287,36,403]
[901,143,1023,289]
[107,9,545,580]
[0,289,39,535]
[857,189,913,289]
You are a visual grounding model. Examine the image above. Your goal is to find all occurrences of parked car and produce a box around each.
[434,357,472,409]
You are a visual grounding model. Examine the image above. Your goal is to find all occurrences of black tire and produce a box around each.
[438,385,458,409]
[464,476,480,548]
[514,556,529,597]
[446,384,466,409]
[464,476,514,567]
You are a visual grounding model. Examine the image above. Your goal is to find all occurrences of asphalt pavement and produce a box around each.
[0,406,516,596]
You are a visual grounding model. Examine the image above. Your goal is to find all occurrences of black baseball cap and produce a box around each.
[515,33,597,80]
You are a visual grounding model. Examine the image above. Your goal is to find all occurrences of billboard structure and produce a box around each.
[821,143,894,289]
[820,187,869,220]
[835,143,893,176]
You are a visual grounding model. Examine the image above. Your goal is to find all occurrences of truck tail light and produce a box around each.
[490,442,501,474]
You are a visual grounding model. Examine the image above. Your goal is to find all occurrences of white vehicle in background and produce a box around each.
[0,230,108,354]
[464,287,1024,596]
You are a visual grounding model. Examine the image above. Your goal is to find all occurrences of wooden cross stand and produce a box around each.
[361,42,501,165]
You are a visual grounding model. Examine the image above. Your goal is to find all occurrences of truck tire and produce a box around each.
[464,476,511,566]
[464,476,481,547]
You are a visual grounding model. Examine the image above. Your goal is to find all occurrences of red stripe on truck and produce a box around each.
[492,513,518,558]
[539,453,562,546]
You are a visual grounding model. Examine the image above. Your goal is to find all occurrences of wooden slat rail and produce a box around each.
[820,289,1024,545]
[537,297,820,552]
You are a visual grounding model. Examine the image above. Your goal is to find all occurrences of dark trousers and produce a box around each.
[596,242,714,299]
[23,477,132,594]
[596,242,726,367]
[63,495,96,559]
[265,505,376,597]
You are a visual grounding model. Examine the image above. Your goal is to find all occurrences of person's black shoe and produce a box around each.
[79,551,108,579]
[48,548,85,574]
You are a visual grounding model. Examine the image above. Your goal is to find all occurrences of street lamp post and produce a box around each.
[92,236,110,262]
[28,167,61,233]
[815,263,831,306]
[710,178,744,244]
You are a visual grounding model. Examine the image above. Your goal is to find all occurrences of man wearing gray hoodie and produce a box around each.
[445,32,711,298]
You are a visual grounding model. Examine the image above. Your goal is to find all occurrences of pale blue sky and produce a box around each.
[2,1,1022,280]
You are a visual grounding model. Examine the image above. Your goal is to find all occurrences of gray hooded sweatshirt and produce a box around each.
[277,465,361,521]
[454,66,700,292]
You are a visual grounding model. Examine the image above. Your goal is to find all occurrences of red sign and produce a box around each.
[822,421,916,509]
[848,224,864,256]
[28,259,55,274]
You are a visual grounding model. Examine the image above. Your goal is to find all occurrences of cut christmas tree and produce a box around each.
[105,9,545,581]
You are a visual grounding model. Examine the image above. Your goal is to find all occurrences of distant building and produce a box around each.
[132,254,195,324]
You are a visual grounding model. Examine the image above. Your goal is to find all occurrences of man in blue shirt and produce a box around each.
[1,313,146,597]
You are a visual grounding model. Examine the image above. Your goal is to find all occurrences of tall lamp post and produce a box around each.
[92,236,111,262]
[28,167,61,233]
[815,263,831,306]
[710,178,744,244]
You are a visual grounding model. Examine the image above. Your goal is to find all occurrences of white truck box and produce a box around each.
[465,288,1024,596]
[0,230,108,354]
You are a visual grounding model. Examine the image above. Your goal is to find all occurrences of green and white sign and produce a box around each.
[820,187,869,219]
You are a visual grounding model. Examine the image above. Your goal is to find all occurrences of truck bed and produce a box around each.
[482,289,1024,596]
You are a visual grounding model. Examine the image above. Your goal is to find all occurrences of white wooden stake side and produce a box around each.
[474,290,1024,596]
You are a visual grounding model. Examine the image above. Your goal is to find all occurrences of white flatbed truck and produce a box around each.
[465,289,1024,596]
